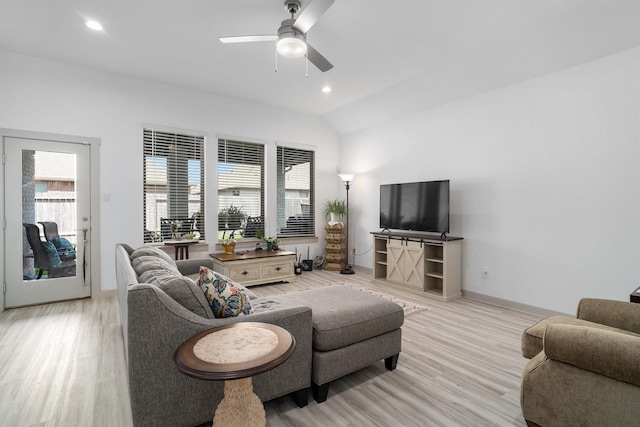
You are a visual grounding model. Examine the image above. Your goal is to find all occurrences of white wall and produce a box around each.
[0,50,340,302]
[339,48,640,314]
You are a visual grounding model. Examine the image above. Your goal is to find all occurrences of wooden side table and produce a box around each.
[164,240,199,260]
[173,322,295,427]
[630,287,640,303]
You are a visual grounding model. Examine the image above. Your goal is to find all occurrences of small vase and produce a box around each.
[223,241,236,254]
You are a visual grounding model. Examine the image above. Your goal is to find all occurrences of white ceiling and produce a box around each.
[1,0,638,135]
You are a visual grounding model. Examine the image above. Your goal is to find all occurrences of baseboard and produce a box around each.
[100,289,118,299]
[462,290,568,317]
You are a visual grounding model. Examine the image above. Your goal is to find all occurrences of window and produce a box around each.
[143,129,205,243]
[276,145,315,237]
[217,139,265,241]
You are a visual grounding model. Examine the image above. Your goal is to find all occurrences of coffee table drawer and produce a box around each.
[226,264,262,282]
[264,260,293,279]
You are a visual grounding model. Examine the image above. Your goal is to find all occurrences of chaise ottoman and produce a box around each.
[269,285,404,402]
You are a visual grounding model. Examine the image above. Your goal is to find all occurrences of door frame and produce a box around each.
[1,128,101,311]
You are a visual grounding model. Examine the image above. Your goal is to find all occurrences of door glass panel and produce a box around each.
[22,150,77,280]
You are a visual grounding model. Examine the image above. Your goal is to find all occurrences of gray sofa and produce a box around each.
[115,243,313,427]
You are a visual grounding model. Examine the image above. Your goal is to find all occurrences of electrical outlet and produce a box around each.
[481,267,490,279]
[352,248,356,256]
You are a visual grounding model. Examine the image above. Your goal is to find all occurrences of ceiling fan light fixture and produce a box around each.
[277,35,307,58]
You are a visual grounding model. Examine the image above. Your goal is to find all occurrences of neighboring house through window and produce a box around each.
[216,139,316,241]
[217,139,265,241]
[143,128,205,243]
[276,145,315,238]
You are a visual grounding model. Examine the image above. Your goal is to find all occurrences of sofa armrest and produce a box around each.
[576,298,640,334]
[175,257,214,276]
[543,324,640,387]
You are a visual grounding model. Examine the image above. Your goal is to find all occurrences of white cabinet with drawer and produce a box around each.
[210,250,296,286]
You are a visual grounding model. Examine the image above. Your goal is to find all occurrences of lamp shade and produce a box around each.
[338,173,355,183]
[277,36,307,58]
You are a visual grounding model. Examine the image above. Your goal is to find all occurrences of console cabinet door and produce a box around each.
[386,239,424,289]
[403,240,424,289]
[386,240,405,284]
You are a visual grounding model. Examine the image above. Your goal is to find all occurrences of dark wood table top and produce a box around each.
[209,250,296,262]
[173,322,296,381]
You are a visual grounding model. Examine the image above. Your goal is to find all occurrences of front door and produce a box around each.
[4,137,91,307]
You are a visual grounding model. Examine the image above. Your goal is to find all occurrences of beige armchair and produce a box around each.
[520,299,640,426]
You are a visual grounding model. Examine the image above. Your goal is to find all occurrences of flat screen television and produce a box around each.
[380,180,450,234]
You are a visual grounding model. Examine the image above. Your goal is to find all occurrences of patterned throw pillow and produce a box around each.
[42,241,62,267]
[197,266,254,318]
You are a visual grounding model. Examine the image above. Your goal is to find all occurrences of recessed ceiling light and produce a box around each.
[85,20,103,31]
[322,86,332,93]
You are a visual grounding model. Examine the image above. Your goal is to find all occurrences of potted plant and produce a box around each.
[265,236,280,251]
[324,198,346,223]
[219,205,247,232]
[221,239,237,254]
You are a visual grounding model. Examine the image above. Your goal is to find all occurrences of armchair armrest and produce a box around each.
[544,324,640,387]
[576,298,640,334]
[175,257,214,276]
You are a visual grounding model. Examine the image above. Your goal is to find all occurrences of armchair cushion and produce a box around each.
[42,241,62,267]
[577,298,640,334]
[543,324,640,387]
[51,237,73,251]
[522,299,640,359]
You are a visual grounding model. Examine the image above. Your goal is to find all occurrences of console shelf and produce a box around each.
[371,232,462,302]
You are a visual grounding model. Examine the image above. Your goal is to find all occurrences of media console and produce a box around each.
[371,231,462,302]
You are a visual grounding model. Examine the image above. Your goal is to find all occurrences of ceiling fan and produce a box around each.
[219,0,335,72]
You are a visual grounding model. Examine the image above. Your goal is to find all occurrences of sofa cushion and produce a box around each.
[130,245,176,268]
[197,266,254,318]
[131,255,180,277]
[269,285,404,352]
[154,276,215,319]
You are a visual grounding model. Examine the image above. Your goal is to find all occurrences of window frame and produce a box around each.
[275,144,316,239]
[217,138,265,242]
[142,128,205,243]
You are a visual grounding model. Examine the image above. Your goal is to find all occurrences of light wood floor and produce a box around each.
[0,268,542,427]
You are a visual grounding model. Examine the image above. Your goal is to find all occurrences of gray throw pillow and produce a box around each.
[130,246,177,268]
[155,276,215,319]
[131,255,180,277]
[138,269,178,287]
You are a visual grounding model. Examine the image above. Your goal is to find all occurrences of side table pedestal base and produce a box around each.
[213,377,265,427]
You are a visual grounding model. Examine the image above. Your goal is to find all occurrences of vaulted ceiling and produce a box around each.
[1,0,638,135]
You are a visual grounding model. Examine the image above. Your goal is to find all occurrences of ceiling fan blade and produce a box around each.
[219,35,278,44]
[293,0,335,33]
[307,44,333,72]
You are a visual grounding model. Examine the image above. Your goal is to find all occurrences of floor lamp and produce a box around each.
[338,173,355,275]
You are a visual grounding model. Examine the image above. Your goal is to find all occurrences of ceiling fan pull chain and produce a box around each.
[305,52,309,77]
[275,46,279,72]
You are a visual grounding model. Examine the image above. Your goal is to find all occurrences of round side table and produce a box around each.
[173,322,296,427]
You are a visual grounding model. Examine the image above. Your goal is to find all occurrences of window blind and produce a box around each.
[143,129,205,243]
[276,145,315,237]
[217,139,265,241]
